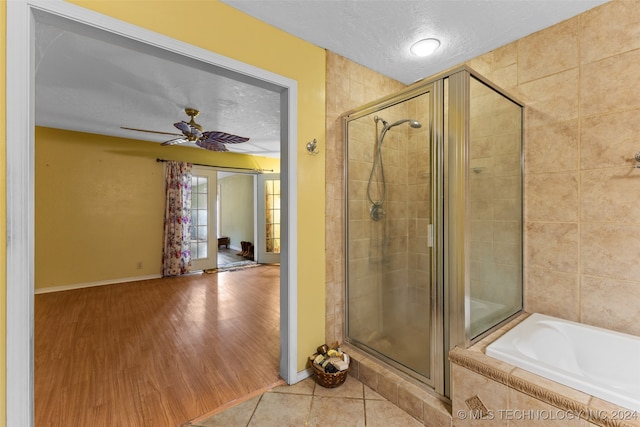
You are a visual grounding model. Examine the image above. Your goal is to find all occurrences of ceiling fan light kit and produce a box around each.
[121,108,250,152]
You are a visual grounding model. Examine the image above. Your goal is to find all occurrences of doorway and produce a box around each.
[6,2,299,425]
[191,167,219,272]
[217,171,257,268]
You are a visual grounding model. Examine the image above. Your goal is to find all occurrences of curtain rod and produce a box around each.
[156,158,273,173]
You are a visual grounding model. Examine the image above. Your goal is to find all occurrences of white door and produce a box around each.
[190,167,218,271]
[257,173,281,264]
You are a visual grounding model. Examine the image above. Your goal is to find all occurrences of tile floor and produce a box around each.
[185,375,423,426]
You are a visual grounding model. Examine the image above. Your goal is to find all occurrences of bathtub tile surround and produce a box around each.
[465,0,640,337]
[450,313,640,427]
[486,314,640,412]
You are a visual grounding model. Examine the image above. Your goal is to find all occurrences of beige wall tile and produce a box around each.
[451,364,509,427]
[580,1,640,65]
[325,52,404,342]
[524,268,580,321]
[580,108,640,169]
[517,69,579,128]
[518,18,579,84]
[525,222,579,273]
[581,49,640,117]
[581,167,640,223]
[494,43,518,69]
[588,397,640,427]
[524,120,579,174]
[581,275,640,336]
[581,223,640,281]
[525,172,578,222]
[397,382,426,422]
[377,370,399,405]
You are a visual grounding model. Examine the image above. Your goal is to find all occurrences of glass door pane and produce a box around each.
[346,91,433,381]
[257,173,281,264]
[190,168,218,271]
[468,76,523,338]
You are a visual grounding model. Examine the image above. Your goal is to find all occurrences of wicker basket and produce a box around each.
[311,362,349,388]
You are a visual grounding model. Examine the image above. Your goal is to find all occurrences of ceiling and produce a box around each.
[222,0,609,85]
[35,1,609,159]
[34,17,283,158]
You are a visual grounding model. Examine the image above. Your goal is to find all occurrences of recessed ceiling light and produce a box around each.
[410,38,441,57]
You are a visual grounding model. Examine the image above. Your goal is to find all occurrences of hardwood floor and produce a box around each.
[35,265,281,427]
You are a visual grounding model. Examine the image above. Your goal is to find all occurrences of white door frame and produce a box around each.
[6,1,298,425]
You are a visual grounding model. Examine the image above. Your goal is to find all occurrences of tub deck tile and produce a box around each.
[449,313,639,427]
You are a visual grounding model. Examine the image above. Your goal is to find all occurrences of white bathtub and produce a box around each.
[486,313,640,412]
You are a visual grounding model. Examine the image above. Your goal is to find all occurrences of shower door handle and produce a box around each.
[427,224,434,248]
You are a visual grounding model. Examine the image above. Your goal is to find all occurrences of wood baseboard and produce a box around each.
[34,274,163,294]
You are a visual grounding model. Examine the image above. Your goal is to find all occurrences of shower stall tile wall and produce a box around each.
[325,52,405,346]
[342,65,523,400]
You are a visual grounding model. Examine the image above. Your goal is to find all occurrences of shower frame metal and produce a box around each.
[342,65,524,399]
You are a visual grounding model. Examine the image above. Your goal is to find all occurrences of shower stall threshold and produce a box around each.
[342,343,452,426]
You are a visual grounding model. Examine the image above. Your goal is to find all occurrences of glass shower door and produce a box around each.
[345,90,434,382]
[467,76,523,338]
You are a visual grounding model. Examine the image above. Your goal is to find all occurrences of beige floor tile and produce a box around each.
[247,392,312,426]
[308,396,366,426]
[270,376,316,395]
[365,399,423,427]
[313,374,364,399]
[193,395,260,427]
[364,385,386,401]
[192,375,437,426]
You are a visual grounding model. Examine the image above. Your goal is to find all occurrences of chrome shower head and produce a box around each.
[388,118,422,130]
[375,115,422,130]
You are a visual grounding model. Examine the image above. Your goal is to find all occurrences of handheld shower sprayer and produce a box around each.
[367,115,422,221]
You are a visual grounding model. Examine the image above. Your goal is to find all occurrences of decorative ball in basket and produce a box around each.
[310,343,350,388]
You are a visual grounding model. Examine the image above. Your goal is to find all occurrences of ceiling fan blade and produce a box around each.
[121,126,182,137]
[201,131,250,144]
[196,139,229,152]
[161,137,188,146]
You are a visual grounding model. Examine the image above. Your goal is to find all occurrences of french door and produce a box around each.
[257,173,281,264]
[190,167,218,271]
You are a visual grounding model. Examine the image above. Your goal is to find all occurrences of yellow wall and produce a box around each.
[35,127,278,289]
[62,0,326,372]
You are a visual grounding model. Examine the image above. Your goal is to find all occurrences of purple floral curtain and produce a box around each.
[162,161,193,276]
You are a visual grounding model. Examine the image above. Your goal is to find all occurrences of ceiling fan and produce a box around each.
[121,108,250,152]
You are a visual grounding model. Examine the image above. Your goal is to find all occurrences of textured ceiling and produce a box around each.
[222,0,609,85]
[35,1,609,159]
[35,19,283,158]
